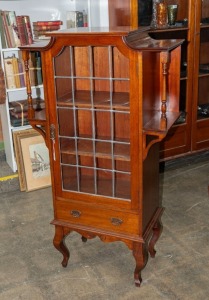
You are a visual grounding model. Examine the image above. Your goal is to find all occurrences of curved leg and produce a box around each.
[132,242,148,287]
[53,225,70,267]
[148,219,163,258]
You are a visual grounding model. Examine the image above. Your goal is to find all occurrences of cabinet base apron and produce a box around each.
[51,207,164,287]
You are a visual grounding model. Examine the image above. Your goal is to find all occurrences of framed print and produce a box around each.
[20,134,51,191]
[13,129,38,191]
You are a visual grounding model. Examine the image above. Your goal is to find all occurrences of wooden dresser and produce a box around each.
[20,27,183,286]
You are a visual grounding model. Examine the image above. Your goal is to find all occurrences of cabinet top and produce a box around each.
[19,26,183,52]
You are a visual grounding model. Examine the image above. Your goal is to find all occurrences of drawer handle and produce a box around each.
[70,210,81,218]
[110,217,123,226]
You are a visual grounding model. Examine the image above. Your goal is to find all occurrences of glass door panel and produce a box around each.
[54,45,131,200]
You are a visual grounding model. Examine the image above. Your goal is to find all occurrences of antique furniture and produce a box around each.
[20,27,182,286]
[108,0,209,159]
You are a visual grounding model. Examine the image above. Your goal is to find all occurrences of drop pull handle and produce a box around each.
[70,210,81,218]
[110,217,123,226]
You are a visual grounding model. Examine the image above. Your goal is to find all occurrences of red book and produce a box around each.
[33,20,63,26]
[33,24,60,31]
[22,15,33,44]
[16,16,27,46]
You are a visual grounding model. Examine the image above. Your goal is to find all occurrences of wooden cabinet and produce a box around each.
[108,0,209,159]
[20,27,182,286]
[193,1,209,151]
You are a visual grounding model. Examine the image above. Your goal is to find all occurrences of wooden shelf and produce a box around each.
[60,138,130,161]
[57,90,130,111]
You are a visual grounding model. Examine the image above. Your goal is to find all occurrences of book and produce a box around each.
[35,52,42,85]
[12,55,21,88]
[29,52,38,86]
[9,98,45,113]
[22,15,33,44]
[16,16,27,46]
[33,25,60,31]
[10,115,29,127]
[8,11,21,47]
[10,110,28,119]
[4,56,16,89]
[17,59,25,87]
[2,11,13,48]
[33,20,63,26]
[66,11,83,28]
[0,10,7,48]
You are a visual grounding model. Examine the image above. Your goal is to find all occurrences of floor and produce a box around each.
[1,150,209,299]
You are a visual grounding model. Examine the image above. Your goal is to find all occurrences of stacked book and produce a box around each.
[33,20,63,40]
[0,10,33,48]
[4,52,42,89]
[9,97,45,127]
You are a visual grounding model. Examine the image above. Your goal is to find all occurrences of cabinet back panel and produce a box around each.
[166,0,188,20]
[202,2,209,19]
[198,77,209,105]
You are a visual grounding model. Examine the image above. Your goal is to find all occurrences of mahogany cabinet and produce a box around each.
[108,0,209,159]
[20,27,182,286]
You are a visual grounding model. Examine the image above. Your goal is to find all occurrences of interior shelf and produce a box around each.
[57,90,130,111]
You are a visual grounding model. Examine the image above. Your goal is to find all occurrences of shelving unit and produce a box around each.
[0,0,109,172]
[20,27,182,286]
[0,46,44,171]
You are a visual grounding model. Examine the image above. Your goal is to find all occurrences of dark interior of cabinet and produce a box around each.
[54,46,131,200]
[137,0,189,27]
[197,26,209,119]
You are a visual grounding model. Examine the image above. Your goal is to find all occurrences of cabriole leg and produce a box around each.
[148,219,163,258]
[53,225,70,267]
[132,242,148,287]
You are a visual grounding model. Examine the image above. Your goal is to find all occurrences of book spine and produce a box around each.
[22,15,33,44]
[8,11,21,47]
[2,11,12,47]
[10,110,28,119]
[0,10,7,48]
[18,59,25,87]
[4,57,16,89]
[33,25,60,31]
[33,20,63,26]
[12,56,21,88]
[29,52,38,86]
[35,52,42,85]
[16,16,27,46]
[10,116,29,127]
[4,11,16,48]
[9,98,45,113]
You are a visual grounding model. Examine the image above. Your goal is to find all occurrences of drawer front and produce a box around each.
[55,200,139,235]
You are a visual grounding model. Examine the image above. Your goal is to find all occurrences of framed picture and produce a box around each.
[20,134,51,191]
[13,129,39,191]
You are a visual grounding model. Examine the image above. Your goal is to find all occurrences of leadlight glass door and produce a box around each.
[53,45,131,200]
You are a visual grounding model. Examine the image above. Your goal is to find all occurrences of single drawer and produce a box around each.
[55,200,139,235]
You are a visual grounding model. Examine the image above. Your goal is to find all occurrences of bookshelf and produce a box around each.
[0,0,109,172]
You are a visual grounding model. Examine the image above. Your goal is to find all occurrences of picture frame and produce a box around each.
[20,134,51,191]
[13,129,39,191]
